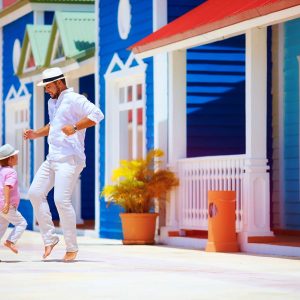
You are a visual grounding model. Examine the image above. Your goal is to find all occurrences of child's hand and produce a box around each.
[1,204,10,214]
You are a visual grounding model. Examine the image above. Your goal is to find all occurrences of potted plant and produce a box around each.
[101,149,179,245]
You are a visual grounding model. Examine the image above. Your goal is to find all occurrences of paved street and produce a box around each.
[0,230,300,300]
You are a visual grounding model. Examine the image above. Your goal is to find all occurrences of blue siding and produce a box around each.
[168,1,246,157]
[79,74,95,220]
[186,36,246,157]
[44,11,54,25]
[2,13,34,229]
[99,0,153,239]
[283,19,300,229]
[168,0,206,22]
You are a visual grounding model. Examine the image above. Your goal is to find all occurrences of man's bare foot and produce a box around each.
[63,251,78,261]
[4,240,18,254]
[43,239,59,259]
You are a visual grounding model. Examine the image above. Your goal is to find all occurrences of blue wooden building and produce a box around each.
[98,0,247,239]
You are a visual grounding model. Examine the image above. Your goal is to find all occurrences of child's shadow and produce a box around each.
[0,260,23,263]
[0,259,104,263]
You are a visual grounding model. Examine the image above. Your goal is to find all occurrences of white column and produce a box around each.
[0,28,2,146]
[243,28,273,239]
[94,0,100,236]
[167,50,186,228]
[33,85,45,173]
[34,11,44,25]
[153,0,168,156]
[153,0,168,228]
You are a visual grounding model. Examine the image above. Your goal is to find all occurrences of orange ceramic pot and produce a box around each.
[120,213,159,245]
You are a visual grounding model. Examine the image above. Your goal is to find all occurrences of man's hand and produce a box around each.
[1,203,9,214]
[62,125,76,136]
[23,129,38,140]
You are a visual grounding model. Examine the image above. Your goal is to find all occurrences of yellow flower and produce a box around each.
[101,148,179,213]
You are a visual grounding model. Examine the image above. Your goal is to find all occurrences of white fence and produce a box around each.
[177,155,246,231]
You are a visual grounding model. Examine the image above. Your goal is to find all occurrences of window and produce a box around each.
[119,81,145,160]
[105,53,147,184]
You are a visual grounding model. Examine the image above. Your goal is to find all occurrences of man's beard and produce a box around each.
[52,83,61,99]
[52,91,60,99]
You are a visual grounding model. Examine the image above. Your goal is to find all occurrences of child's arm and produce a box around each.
[1,185,11,214]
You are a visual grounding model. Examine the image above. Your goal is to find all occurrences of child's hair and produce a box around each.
[0,157,11,167]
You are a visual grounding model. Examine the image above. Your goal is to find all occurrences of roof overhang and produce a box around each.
[0,0,94,27]
[130,0,300,58]
[19,56,95,83]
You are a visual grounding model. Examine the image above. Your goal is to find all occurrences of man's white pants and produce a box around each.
[0,207,27,244]
[28,157,84,252]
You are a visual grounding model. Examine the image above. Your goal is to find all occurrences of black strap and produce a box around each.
[43,74,64,83]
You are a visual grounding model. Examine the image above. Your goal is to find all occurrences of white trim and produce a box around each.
[117,0,132,40]
[168,50,187,163]
[105,53,125,75]
[20,57,95,83]
[167,50,187,228]
[105,52,147,188]
[5,83,31,198]
[153,0,168,158]
[34,10,44,25]
[105,52,147,78]
[95,0,100,237]
[33,85,44,174]
[13,39,21,74]
[31,3,94,13]
[51,31,66,65]
[278,23,285,228]
[136,5,300,58]
[23,44,37,73]
[153,0,167,31]
[0,3,93,27]
[245,28,267,159]
[243,28,272,237]
[5,85,18,101]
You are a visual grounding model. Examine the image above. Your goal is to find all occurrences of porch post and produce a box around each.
[167,50,186,228]
[153,0,168,228]
[243,27,273,239]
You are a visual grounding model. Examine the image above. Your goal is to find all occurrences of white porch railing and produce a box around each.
[177,155,246,232]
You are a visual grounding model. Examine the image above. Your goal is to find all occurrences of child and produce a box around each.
[0,144,27,254]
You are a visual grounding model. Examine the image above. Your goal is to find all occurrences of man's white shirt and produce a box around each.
[47,88,104,163]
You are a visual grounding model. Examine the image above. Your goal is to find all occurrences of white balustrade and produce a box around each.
[177,155,246,231]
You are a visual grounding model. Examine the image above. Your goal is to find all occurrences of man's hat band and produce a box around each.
[43,74,65,83]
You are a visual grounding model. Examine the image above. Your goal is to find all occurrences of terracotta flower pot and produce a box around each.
[120,213,159,245]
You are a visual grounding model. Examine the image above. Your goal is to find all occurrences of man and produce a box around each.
[24,67,104,261]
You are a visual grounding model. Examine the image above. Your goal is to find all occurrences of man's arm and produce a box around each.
[61,117,96,136]
[23,124,50,140]
[62,95,104,136]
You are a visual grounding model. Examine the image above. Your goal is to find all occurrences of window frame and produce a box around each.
[105,53,147,186]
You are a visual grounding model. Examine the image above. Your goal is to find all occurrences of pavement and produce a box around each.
[0,230,300,300]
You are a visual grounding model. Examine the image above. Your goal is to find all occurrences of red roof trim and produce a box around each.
[130,0,300,54]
